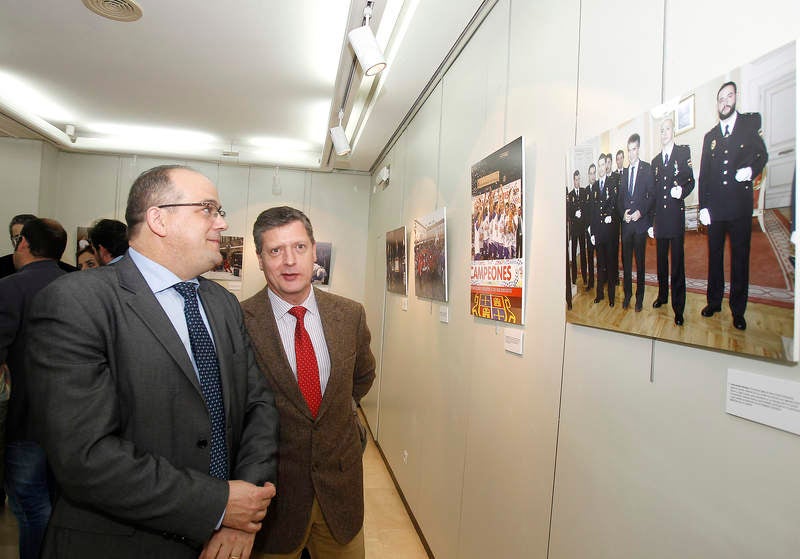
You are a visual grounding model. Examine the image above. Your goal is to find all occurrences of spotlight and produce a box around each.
[348,3,386,77]
[65,124,77,143]
[329,109,351,156]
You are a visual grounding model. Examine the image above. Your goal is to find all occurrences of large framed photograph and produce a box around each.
[386,226,407,295]
[565,40,797,363]
[675,94,695,135]
[470,136,525,324]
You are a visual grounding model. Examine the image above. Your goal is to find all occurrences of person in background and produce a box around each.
[76,245,100,270]
[0,218,68,559]
[1,215,77,279]
[88,218,128,265]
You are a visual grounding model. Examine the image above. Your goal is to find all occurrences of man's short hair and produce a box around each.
[573,170,580,178]
[627,133,641,148]
[616,149,624,157]
[718,81,737,97]
[598,153,606,162]
[125,165,188,236]
[89,219,129,258]
[20,218,67,260]
[253,206,315,254]
[588,163,596,173]
[9,214,37,238]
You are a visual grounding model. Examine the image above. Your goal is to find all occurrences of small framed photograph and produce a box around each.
[675,94,695,135]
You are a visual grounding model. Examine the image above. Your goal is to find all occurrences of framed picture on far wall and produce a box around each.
[313,241,332,286]
[385,226,407,295]
[675,94,695,135]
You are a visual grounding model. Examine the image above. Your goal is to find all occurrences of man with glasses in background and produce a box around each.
[0,217,68,559]
[27,165,280,559]
[2,214,77,279]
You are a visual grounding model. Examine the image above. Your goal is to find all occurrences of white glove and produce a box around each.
[590,235,596,246]
[670,186,682,199]
[735,167,753,182]
[791,230,798,245]
[575,209,582,219]
[647,226,654,238]
[587,226,592,236]
[699,208,711,226]
[604,216,612,224]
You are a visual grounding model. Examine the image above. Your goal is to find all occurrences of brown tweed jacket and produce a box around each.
[241,286,376,553]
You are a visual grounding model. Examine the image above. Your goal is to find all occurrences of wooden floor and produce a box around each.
[567,279,795,361]
[0,423,429,559]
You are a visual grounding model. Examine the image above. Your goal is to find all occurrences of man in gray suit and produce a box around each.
[26,165,280,559]
[241,207,375,559]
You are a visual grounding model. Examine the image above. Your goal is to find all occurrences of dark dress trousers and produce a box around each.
[25,255,279,559]
[589,176,618,303]
[698,112,768,316]
[651,144,695,314]
[618,162,655,305]
[242,287,376,554]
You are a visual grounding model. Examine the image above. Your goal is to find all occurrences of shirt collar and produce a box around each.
[720,111,738,133]
[128,247,197,295]
[267,286,318,320]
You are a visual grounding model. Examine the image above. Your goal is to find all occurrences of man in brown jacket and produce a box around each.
[242,206,375,559]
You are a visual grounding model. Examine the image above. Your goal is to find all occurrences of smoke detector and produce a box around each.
[82,0,143,22]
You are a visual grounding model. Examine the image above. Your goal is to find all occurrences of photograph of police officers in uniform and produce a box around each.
[413,207,448,302]
[565,41,797,362]
[386,226,407,295]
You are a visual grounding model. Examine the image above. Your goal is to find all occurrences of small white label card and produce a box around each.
[504,328,523,355]
[726,368,800,436]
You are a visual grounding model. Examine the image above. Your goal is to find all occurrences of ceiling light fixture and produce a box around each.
[329,109,351,156]
[348,1,387,77]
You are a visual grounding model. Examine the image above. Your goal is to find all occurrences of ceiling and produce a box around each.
[0,0,484,173]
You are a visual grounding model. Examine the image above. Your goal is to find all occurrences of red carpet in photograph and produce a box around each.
[638,209,795,308]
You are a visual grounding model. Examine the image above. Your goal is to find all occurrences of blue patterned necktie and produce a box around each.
[173,281,228,479]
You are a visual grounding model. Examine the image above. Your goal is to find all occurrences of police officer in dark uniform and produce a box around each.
[583,164,596,291]
[648,117,695,325]
[698,81,768,331]
[567,170,588,286]
[589,154,618,306]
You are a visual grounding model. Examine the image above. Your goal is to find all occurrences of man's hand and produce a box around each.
[200,527,255,559]
[590,235,596,246]
[575,209,582,219]
[647,227,654,239]
[670,186,682,199]
[699,208,711,226]
[604,216,612,224]
[630,210,642,222]
[735,167,753,182]
[223,481,276,533]
[624,209,632,223]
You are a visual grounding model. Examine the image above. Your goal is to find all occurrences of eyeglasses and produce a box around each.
[10,234,22,249]
[157,201,226,219]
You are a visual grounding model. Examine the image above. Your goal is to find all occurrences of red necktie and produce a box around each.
[289,306,322,418]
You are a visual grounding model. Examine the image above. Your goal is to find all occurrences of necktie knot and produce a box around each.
[289,306,307,321]
[173,281,198,300]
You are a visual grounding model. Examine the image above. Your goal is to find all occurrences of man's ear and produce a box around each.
[256,251,263,270]
[146,207,168,238]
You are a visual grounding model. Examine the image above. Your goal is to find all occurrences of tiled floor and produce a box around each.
[0,426,429,559]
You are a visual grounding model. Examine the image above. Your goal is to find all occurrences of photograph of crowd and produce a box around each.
[413,208,447,302]
[470,136,525,324]
[565,41,797,362]
[386,226,407,295]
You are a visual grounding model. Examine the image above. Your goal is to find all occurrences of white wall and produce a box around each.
[0,144,370,302]
[365,1,800,558]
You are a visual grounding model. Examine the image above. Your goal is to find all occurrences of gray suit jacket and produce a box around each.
[26,255,279,559]
[241,287,375,553]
